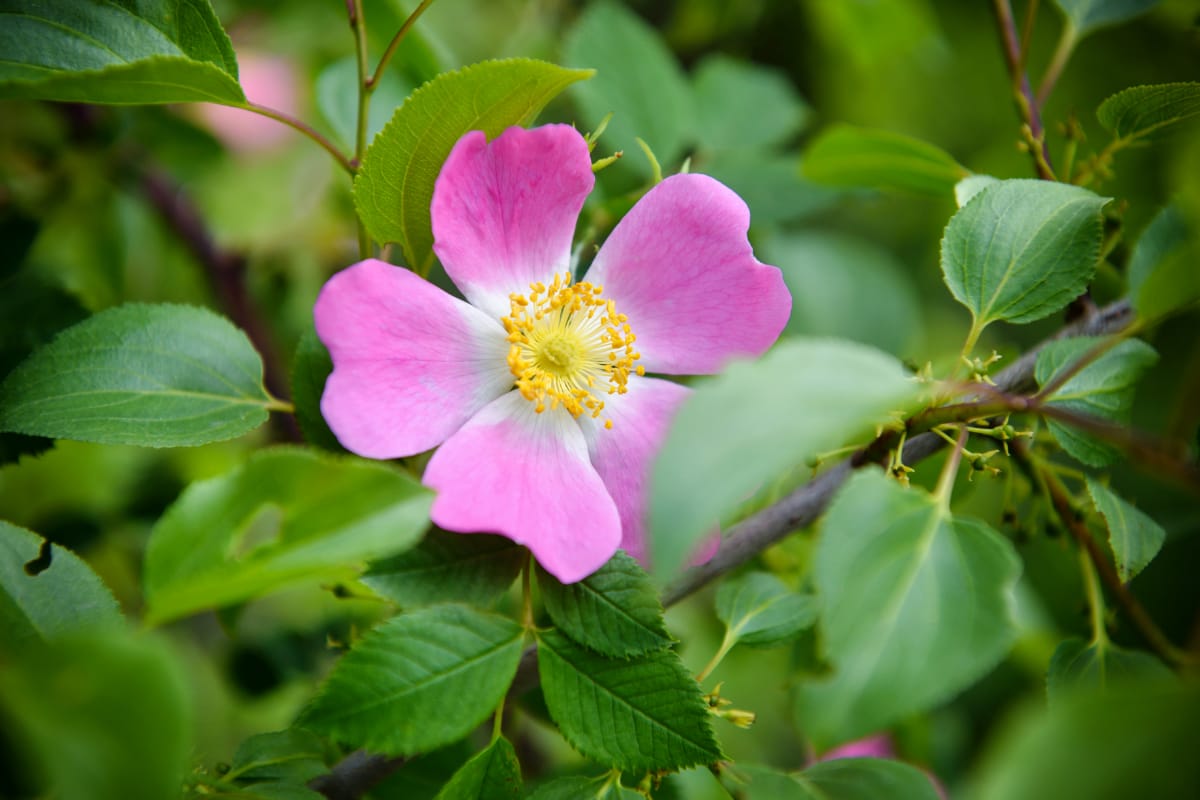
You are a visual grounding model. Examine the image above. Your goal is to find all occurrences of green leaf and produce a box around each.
[526,776,641,800]
[1085,477,1166,582]
[762,232,923,355]
[0,631,191,800]
[954,175,1000,208]
[794,470,1021,749]
[354,59,591,272]
[650,339,926,580]
[692,55,809,152]
[227,729,329,785]
[803,124,969,195]
[363,530,525,609]
[289,326,344,453]
[143,447,432,623]
[1035,337,1159,466]
[970,680,1200,800]
[0,303,274,447]
[564,1,693,175]
[1053,0,1162,38]
[715,572,818,649]
[1046,638,1170,703]
[1127,204,1200,321]
[537,550,672,658]
[0,0,245,104]
[0,520,122,650]
[1097,82,1200,140]
[433,737,521,800]
[299,604,524,756]
[735,761,942,800]
[940,179,1109,331]
[536,629,723,772]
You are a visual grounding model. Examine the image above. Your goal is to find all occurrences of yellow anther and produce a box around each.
[499,271,642,429]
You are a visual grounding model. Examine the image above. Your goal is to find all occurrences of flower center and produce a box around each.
[502,271,643,429]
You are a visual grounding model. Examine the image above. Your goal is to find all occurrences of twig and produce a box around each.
[139,168,301,442]
[313,298,1142,798]
[369,0,437,90]
[992,0,1056,179]
[236,101,356,175]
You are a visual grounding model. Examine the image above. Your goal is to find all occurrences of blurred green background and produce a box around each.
[1,1,1197,797]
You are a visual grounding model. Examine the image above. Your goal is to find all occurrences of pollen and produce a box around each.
[502,271,643,427]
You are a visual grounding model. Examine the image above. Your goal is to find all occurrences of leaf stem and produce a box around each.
[1080,546,1109,646]
[236,101,355,175]
[695,630,736,684]
[1037,22,1076,109]
[1017,442,1194,668]
[521,553,535,632]
[369,0,437,89]
[932,426,968,514]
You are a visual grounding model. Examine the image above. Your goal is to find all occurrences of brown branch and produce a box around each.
[992,0,1056,179]
[314,298,1143,798]
[139,168,301,442]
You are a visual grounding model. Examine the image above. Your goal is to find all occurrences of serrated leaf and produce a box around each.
[1053,0,1161,38]
[1085,477,1166,582]
[537,550,672,658]
[651,339,927,581]
[1035,337,1159,466]
[0,0,245,104]
[433,736,521,800]
[227,729,329,785]
[363,530,524,609]
[299,605,524,756]
[803,124,969,195]
[795,470,1021,749]
[1046,637,1170,703]
[0,631,190,800]
[289,326,344,453]
[0,303,274,447]
[735,761,941,800]
[0,521,122,650]
[1097,82,1200,141]
[971,680,1200,800]
[715,572,817,649]
[536,629,723,772]
[693,55,809,153]
[941,179,1108,332]
[143,447,432,623]
[564,1,693,177]
[354,59,591,272]
[1126,204,1200,321]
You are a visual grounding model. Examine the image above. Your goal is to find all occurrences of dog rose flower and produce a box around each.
[315,124,790,582]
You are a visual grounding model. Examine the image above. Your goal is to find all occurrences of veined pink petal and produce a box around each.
[431,125,595,319]
[315,259,511,459]
[578,377,690,565]
[584,173,791,375]
[424,392,621,583]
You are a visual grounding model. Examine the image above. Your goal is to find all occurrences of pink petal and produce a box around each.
[578,377,690,565]
[424,392,621,583]
[583,173,791,375]
[431,125,596,319]
[315,259,512,459]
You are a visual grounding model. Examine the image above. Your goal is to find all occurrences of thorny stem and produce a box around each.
[991,0,1056,179]
[237,101,355,175]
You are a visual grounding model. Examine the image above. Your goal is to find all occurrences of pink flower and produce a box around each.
[314,125,790,582]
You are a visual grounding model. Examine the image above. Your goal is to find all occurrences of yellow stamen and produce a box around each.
[501,271,642,428]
